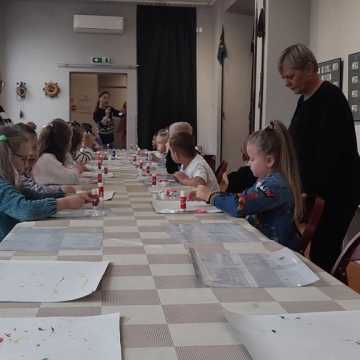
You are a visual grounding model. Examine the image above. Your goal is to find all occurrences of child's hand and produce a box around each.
[196,185,212,202]
[187,191,196,201]
[75,163,87,174]
[57,194,86,210]
[219,172,229,192]
[174,171,189,183]
[63,185,76,194]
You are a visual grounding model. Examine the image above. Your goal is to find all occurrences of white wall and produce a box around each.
[2,0,225,153]
[213,0,226,163]
[263,0,310,127]
[2,0,137,144]
[197,7,217,155]
[0,2,6,105]
[222,13,253,171]
[310,0,360,151]
[199,0,253,167]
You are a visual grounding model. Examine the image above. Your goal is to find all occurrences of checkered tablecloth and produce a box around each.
[1,156,359,360]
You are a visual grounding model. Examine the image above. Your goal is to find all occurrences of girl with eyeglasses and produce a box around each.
[0,126,91,240]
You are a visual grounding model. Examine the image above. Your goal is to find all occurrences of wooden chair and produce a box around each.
[332,232,360,285]
[203,155,216,172]
[298,195,325,255]
[215,160,228,185]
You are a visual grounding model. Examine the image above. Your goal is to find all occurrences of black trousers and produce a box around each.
[310,200,358,273]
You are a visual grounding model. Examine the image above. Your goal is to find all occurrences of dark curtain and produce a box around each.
[137,5,197,148]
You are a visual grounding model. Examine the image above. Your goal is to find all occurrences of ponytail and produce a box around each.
[248,120,303,222]
[271,121,303,222]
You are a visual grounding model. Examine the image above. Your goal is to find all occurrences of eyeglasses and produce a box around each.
[13,151,30,164]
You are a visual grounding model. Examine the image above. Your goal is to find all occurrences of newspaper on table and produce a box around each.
[190,247,319,288]
[152,199,222,214]
[224,310,360,360]
[53,208,111,218]
[0,313,121,360]
[167,223,262,244]
[0,226,103,252]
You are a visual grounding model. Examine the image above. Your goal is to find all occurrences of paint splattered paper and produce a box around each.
[152,199,222,214]
[0,260,108,302]
[225,310,360,360]
[0,313,121,360]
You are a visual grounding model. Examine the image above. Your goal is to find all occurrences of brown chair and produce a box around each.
[203,155,216,172]
[332,232,360,284]
[215,160,228,185]
[298,195,325,255]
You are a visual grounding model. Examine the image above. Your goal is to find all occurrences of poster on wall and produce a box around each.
[318,58,342,89]
[348,52,360,122]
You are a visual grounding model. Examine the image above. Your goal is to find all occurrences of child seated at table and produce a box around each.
[74,123,97,164]
[155,128,169,154]
[15,123,75,197]
[169,132,219,193]
[0,125,91,240]
[32,119,84,185]
[166,122,193,174]
[150,128,169,163]
[68,121,85,165]
[195,121,303,251]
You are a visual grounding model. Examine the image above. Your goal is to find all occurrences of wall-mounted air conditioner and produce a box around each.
[73,15,124,34]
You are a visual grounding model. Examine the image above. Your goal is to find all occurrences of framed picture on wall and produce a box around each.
[349,52,360,122]
[318,58,343,89]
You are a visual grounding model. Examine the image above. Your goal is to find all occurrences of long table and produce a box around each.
[1,154,359,360]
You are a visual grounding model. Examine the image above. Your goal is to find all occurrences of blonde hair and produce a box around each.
[247,120,303,222]
[169,122,193,137]
[0,126,28,185]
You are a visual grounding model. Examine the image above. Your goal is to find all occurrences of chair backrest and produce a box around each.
[215,160,228,184]
[332,231,360,284]
[299,196,325,255]
[203,155,216,172]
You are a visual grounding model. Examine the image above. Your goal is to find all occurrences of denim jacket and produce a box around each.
[210,172,302,251]
[0,178,57,241]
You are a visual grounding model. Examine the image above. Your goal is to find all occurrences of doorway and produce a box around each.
[70,72,128,148]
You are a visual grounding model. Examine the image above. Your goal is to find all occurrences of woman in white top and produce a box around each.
[169,132,219,193]
[32,119,83,185]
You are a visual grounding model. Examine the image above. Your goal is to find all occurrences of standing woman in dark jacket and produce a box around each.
[93,91,120,147]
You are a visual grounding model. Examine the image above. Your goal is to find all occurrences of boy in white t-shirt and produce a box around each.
[169,132,219,193]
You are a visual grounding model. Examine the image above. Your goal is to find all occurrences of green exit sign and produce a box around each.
[91,56,112,65]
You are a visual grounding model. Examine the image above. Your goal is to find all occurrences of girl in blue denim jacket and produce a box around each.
[0,126,91,241]
[196,121,304,251]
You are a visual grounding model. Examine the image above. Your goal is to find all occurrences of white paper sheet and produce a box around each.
[0,313,121,360]
[225,310,360,360]
[191,248,319,287]
[0,260,109,302]
[104,191,115,201]
[87,164,123,172]
[81,171,114,179]
[152,199,222,214]
[52,208,111,218]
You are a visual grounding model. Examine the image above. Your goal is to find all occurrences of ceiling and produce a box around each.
[18,0,216,5]
[15,0,255,10]
[227,0,254,15]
